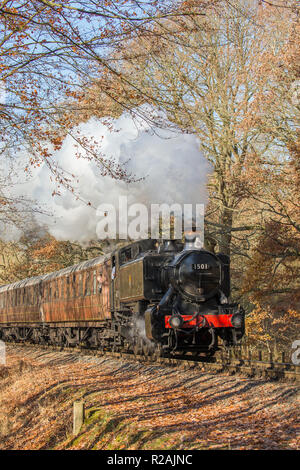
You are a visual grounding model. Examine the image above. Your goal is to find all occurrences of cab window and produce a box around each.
[119,248,132,265]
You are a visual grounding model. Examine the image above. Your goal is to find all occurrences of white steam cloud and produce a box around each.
[8,111,211,242]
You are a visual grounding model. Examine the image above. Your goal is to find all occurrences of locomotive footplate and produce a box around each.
[164,313,234,329]
[145,303,245,352]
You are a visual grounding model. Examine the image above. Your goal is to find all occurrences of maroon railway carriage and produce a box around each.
[0,255,113,346]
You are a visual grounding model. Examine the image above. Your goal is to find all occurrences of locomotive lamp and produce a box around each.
[231,313,244,329]
[169,314,184,329]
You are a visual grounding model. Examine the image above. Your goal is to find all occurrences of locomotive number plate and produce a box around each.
[192,263,210,270]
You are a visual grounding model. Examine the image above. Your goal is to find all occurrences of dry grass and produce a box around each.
[0,344,299,450]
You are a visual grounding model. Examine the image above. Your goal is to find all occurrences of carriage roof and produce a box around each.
[0,254,110,293]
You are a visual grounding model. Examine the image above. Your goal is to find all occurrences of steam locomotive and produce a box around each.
[0,234,245,357]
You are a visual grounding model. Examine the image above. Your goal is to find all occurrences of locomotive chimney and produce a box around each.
[184,231,203,250]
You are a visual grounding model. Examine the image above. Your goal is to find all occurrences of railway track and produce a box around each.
[5,340,300,383]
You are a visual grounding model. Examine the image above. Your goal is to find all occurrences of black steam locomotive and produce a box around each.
[118,234,245,356]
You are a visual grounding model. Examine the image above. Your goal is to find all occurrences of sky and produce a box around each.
[5,110,211,243]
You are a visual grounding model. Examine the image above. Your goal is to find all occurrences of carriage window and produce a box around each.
[120,248,132,265]
[85,271,91,296]
[72,275,76,298]
[79,274,83,297]
[61,278,64,299]
[93,271,97,295]
[66,277,70,298]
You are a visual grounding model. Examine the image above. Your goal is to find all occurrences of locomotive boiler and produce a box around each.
[0,234,245,357]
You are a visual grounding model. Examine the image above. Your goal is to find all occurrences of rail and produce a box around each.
[4,341,300,382]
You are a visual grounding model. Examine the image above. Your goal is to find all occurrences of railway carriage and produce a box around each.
[0,256,112,346]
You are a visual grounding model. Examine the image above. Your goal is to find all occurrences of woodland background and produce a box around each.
[0,0,299,351]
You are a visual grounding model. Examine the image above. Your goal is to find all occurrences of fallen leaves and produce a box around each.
[0,344,299,450]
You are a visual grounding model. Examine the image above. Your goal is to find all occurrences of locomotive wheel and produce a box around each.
[153,343,163,359]
[111,337,120,353]
[206,350,216,358]
[133,339,142,356]
[190,350,200,358]
[142,341,151,357]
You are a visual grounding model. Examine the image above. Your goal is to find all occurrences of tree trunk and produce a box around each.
[218,206,233,255]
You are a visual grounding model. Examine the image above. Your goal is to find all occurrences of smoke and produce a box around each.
[6,109,211,242]
[134,317,156,353]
